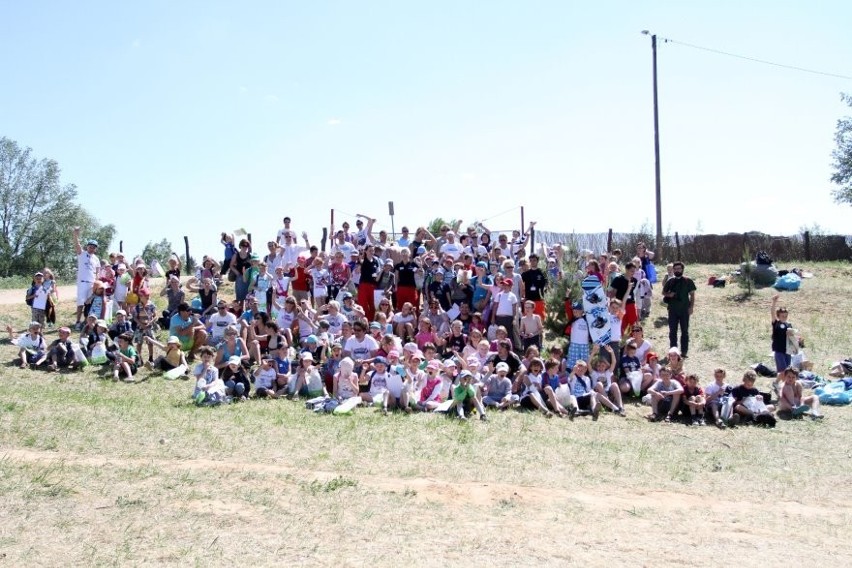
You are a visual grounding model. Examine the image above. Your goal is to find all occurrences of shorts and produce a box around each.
[158,360,178,372]
[76,281,94,306]
[774,352,792,374]
[576,393,593,411]
[521,392,556,411]
[133,328,155,344]
[483,394,518,407]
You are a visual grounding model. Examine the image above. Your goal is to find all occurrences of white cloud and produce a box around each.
[239,86,248,93]
[264,94,279,103]
[131,39,141,49]
[461,173,477,181]
[326,118,342,126]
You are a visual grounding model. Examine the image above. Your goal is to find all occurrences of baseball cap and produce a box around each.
[426,360,440,370]
[373,356,388,366]
[458,370,473,380]
[443,359,457,368]
[228,356,242,366]
[86,239,99,247]
[167,336,181,345]
[572,301,583,310]
[306,335,318,344]
[496,362,510,373]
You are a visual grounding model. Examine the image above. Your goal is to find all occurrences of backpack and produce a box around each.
[25,285,37,307]
[755,250,773,266]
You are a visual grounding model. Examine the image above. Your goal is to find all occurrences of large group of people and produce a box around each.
[7,214,825,426]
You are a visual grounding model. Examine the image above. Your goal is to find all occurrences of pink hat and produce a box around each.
[426,360,440,370]
[388,350,400,358]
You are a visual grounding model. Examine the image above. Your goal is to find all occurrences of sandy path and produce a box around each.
[0,284,77,305]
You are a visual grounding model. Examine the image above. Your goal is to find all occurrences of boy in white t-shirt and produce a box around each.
[704,368,730,429]
[27,272,50,326]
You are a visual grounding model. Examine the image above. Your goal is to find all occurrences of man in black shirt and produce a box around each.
[521,254,548,318]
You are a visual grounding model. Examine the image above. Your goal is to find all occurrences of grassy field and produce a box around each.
[1,263,851,566]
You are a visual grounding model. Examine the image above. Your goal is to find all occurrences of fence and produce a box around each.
[532,230,852,264]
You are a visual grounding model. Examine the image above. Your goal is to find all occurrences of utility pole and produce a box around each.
[642,30,664,255]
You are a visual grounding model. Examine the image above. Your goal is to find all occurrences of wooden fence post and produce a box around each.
[119,240,123,253]
[675,232,681,261]
[183,236,191,275]
[803,231,811,261]
[606,229,613,252]
[321,228,328,252]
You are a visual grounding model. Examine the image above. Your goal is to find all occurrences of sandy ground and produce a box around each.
[0,284,76,305]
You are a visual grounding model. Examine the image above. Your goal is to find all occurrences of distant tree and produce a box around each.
[830,93,852,205]
[427,218,461,236]
[0,136,114,278]
[140,238,175,266]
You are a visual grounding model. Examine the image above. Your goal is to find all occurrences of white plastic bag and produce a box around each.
[90,342,108,365]
[555,383,572,408]
[627,371,643,396]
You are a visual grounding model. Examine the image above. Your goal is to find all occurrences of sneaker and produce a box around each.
[568,406,577,421]
[616,407,626,417]
[699,417,706,426]
[458,415,467,421]
[715,418,726,429]
[592,406,600,421]
[480,414,488,422]
[729,414,741,427]
[663,415,671,423]
[194,391,206,405]
[691,416,700,426]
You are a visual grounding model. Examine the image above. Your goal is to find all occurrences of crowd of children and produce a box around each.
[7,214,827,424]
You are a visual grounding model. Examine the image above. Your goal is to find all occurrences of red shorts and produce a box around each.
[621,303,638,333]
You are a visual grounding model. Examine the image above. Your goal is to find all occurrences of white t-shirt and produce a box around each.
[570,318,590,345]
[590,369,613,389]
[369,371,389,397]
[343,335,379,361]
[208,312,238,342]
[309,268,330,297]
[322,313,347,336]
[494,291,518,317]
[31,285,49,310]
[608,312,622,342]
[77,251,99,282]
[280,244,307,270]
[463,244,488,258]
[331,241,357,259]
[635,339,652,364]
[440,242,463,260]
[276,227,298,245]
[255,367,276,390]
[17,333,45,351]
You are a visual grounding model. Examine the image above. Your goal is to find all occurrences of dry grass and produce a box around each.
[1,264,852,566]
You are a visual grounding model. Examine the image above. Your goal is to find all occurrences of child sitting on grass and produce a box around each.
[681,373,706,426]
[482,362,519,410]
[192,346,226,405]
[590,344,625,416]
[113,332,140,382]
[451,370,487,421]
[704,368,731,429]
[566,359,599,420]
[253,356,279,398]
[647,366,683,423]
[777,366,824,420]
[43,327,77,372]
[220,356,251,400]
[6,322,47,369]
[732,370,776,427]
[144,336,188,375]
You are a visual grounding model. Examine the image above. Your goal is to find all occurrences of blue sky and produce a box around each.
[2,1,851,260]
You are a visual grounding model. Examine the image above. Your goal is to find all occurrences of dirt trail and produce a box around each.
[3,448,842,518]
[0,284,76,306]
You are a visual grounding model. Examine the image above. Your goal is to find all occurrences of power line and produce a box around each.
[661,36,852,81]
